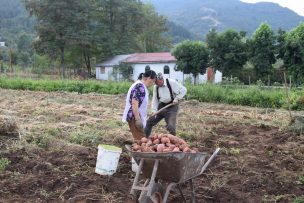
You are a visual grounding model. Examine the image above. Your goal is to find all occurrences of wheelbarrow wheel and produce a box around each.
[138,182,164,203]
[150,192,163,203]
[127,194,139,203]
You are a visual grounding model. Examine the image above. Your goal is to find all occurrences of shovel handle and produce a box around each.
[150,103,176,118]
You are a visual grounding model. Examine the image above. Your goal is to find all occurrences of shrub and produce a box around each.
[0,158,10,173]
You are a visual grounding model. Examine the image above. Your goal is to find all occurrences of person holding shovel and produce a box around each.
[145,73,187,137]
[122,70,157,140]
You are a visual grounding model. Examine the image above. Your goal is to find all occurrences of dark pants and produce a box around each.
[144,103,179,137]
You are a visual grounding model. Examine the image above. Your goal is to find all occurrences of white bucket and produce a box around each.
[95,144,122,175]
[131,157,139,173]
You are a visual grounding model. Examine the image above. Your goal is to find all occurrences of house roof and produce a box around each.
[95,54,131,67]
[124,52,176,63]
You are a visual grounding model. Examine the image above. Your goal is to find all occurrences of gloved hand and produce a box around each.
[135,119,143,129]
[173,98,179,104]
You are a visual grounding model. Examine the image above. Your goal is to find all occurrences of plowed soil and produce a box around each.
[0,88,303,203]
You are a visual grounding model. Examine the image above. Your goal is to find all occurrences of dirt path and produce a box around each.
[0,88,303,202]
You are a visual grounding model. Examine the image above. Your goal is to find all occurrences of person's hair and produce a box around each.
[140,70,156,80]
[156,72,164,80]
[137,73,144,80]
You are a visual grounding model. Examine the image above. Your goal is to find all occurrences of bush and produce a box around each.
[0,158,10,173]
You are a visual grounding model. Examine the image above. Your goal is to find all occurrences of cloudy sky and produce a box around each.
[240,0,304,16]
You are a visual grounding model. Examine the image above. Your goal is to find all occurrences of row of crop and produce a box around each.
[0,76,130,94]
[0,76,303,110]
[186,84,303,110]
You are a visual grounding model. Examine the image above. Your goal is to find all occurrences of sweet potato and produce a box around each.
[141,137,148,143]
[146,140,152,147]
[161,137,170,144]
[157,133,164,139]
[157,144,165,152]
[131,133,200,153]
[153,139,160,145]
[179,144,187,151]
[163,148,172,152]
[132,144,140,151]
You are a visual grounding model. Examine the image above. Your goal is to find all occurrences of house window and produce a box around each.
[145,66,150,71]
[164,65,170,74]
[100,67,105,74]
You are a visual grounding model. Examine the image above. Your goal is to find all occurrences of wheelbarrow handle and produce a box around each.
[199,148,220,175]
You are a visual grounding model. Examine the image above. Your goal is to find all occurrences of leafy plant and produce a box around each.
[0,158,11,173]
[228,147,240,155]
[297,175,304,185]
[293,196,304,203]
[25,134,52,148]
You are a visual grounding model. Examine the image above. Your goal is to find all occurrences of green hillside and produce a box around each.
[146,0,304,36]
[0,0,35,48]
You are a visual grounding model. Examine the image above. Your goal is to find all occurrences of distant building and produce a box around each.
[95,52,222,84]
[0,42,5,47]
[95,54,131,81]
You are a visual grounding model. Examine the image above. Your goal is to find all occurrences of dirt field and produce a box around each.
[0,88,303,203]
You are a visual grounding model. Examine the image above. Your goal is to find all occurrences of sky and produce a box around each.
[240,0,304,16]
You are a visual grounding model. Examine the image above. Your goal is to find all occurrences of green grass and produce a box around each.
[0,76,303,110]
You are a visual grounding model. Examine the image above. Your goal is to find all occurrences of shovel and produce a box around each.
[149,102,177,118]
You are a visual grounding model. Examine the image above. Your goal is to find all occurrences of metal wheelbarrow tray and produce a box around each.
[126,145,220,203]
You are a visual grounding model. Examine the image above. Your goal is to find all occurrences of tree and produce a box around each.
[248,23,276,82]
[282,23,304,85]
[17,33,33,54]
[24,0,171,78]
[118,63,133,80]
[137,4,171,52]
[275,28,287,60]
[93,0,144,55]
[172,40,209,84]
[24,0,93,78]
[206,29,248,77]
[17,51,30,68]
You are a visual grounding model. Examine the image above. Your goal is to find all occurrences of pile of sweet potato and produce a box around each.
[131,133,199,153]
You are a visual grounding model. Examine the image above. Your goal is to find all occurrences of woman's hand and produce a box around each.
[135,119,143,129]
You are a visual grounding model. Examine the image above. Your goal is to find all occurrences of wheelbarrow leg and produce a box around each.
[147,159,159,197]
[189,179,197,203]
[177,184,187,203]
[130,158,145,197]
[130,158,162,203]
[162,183,187,203]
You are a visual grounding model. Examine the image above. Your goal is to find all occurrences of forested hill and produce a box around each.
[0,0,194,45]
[145,0,304,36]
[0,0,35,47]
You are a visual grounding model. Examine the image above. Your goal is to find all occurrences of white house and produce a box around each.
[95,54,131,80]
[95,52,222,84]
[0,42,5,47]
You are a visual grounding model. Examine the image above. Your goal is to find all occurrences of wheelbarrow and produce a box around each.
[126,145,220,203]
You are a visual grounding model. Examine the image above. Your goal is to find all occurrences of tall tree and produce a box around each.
[93,0,145,55]
[24,0,92,78]
[282,23,304,85]
[275,28,287,60]
[137,3,171,52]
[172,40,209,84]
[17,33,33,53]
[248,23,276,81]
[206,29,247,77]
